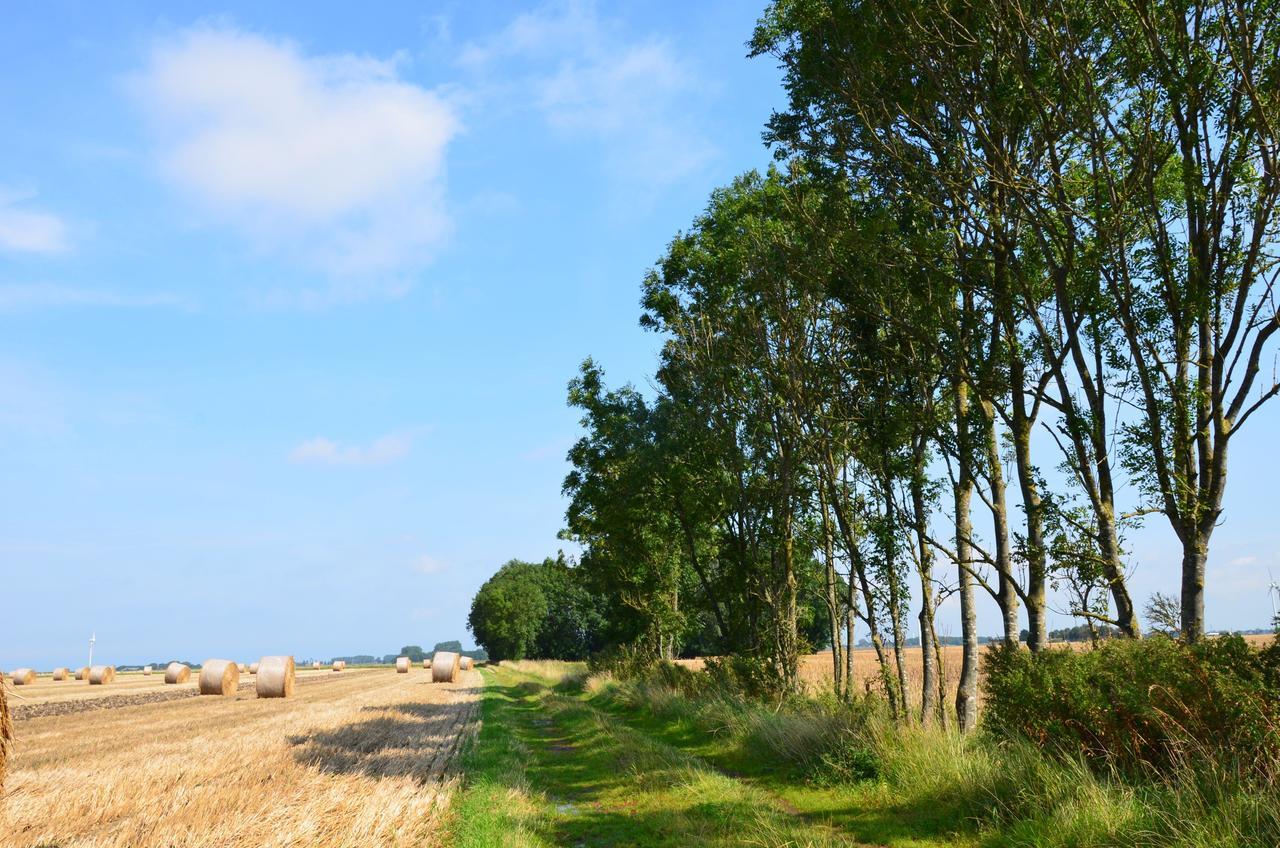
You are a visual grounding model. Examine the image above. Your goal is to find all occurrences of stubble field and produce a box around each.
[678,633,1277,704]
[2,667,481,848]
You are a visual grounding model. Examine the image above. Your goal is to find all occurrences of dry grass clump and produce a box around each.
[502,660,585,683]
[165,663,191,684]
[1,666,482,847]
[199,660,239,696]
[432,653,461,683]
[255,656,295,699]
[1,671,12,788]
[89,666,115,685]
[395,657,410,674]
[11,669,36,686]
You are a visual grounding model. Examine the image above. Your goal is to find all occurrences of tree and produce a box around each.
[1145,593,1183,639]
[467,557,607,662]
[467,562,549,662]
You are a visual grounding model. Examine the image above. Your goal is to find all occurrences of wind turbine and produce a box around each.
[1269,571,1280,627]
[88,631,96,668]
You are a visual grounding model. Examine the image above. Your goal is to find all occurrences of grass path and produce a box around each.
[449,665,894,848]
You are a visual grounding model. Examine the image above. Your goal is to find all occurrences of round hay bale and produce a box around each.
[460,656,474,671]
[248,662,259,674]
[74,666,89,681]
[164,662,191,684]
[331,660,342,672]
[142,665,153,676]
[255,656,295,698]
[422,658,430,669]
[395,656,410,673]
[237,663,246,674]
[88,666,115,685]
[52,667,69,681]
[198,659,239,696]
[10,669,36,686]
[312,661,321,670]
[431,652,461,683]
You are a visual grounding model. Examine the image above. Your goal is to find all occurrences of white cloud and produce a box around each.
[133,26,459,280]
[414,555,446,575]
[460,1,714,187]
[288,432,413,466]
[0,283,187,312]
[0,189,70,254]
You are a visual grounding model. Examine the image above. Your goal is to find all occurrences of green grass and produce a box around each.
[448,664,1280,848]
[447,664,874,847]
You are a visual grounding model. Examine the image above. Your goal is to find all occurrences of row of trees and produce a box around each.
[560,0,1280,728]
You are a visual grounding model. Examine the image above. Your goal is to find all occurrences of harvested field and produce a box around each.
[2,667,482,848]
[678,634,1279,703]
[676,645,965,702]
[5,666,336,710]
[9,669,377,721]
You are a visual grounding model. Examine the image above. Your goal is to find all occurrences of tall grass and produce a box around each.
[592,664,1280,847]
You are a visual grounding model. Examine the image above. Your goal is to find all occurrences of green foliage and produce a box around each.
[984,636,1280,778]
[468,556,606,662]
[398,644,426,662]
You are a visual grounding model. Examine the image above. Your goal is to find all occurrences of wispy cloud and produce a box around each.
[132,25,459,286]
[459,1,715,189]
[288,432,413,466]
[0,283,188,312]
[0,188,70,254]
[414,554,447,575]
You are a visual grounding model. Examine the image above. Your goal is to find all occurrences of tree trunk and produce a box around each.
[982,401,1021,645]
[1180,531,1209,643]
[820,489,844,697]
[883,480,910,720]
[954,383,980,731]
[911,462,939,725]
[1010,368,1048,651]
[844,576,856,703]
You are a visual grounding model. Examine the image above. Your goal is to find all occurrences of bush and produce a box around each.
[703,654,789,701]
[984,635,1280,779]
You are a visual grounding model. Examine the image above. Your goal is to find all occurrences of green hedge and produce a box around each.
[984,635,1280,778]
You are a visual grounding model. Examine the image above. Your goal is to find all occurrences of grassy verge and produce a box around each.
[449,662,1280,847]
[586,672,1280,848]
[446,663,875,847]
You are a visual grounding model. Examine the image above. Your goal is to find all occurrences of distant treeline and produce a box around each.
[331,642,488,666]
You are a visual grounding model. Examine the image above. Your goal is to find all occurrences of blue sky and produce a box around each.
[2,2,1277,671]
